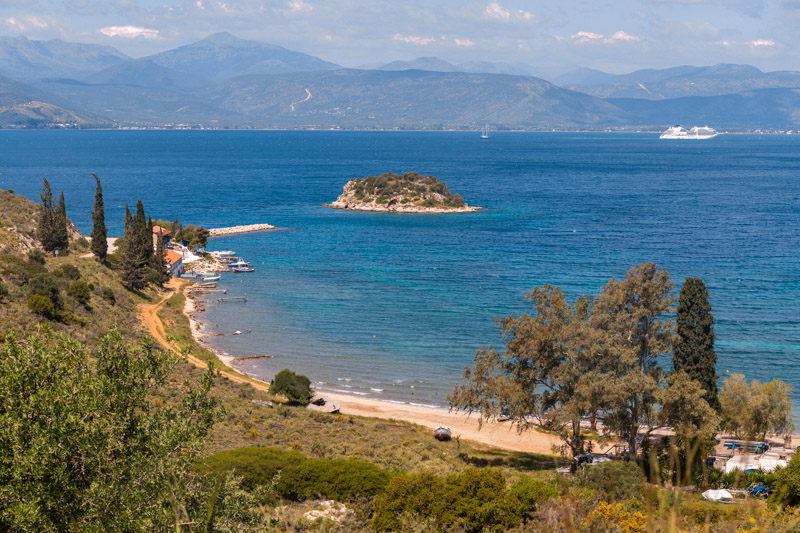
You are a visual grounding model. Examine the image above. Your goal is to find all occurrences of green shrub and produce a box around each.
[27,249,46,264]
[371,468,537,533]
[100,287,116,305]
[75,237,90,249]
[1,254,46,284]
[574,460,644,502]
[270,369,312,404]
[67,280,91,306]
[55,264,81,280]
[28,273,61,308]
[197,447,391,502]
[28,294,55,319]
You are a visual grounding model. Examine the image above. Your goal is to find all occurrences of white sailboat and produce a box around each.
[480,124,490,139]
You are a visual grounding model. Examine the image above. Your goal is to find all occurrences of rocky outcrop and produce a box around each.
[325,172,481,214]
[208,223,275,236]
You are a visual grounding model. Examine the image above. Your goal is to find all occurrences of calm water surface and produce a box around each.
[1,131,798,412]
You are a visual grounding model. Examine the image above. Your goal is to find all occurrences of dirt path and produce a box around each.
[140,279,272,393]
[141,281,564,454]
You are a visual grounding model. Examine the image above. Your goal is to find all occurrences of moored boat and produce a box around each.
[202,275,221,282]
[434,426,452,441]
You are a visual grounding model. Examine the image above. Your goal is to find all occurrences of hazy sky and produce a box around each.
[2,0,799,73]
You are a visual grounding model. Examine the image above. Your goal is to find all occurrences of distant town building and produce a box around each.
[165,249,184,277]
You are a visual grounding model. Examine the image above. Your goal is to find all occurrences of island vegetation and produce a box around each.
[3,181,800,531]
[327,171,480,213]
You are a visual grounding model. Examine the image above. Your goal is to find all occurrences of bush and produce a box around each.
[270,369,313,404]
[55,264,81,280]
[28,273,61,308]
[574,460,644,502]
[67,280,91,306]
[371,468,549,532]
[27,294,55,319]
[0,279,8,301]
[197,447,391,502]
[100,287,116,305]
[27,249,46,264]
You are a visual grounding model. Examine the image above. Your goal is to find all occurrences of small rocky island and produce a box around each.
[326,172,481,213]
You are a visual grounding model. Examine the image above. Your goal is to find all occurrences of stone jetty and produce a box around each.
[208,223,276,237]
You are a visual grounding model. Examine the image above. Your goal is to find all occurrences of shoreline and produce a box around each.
[181,288,564,454]
[325,202,481,214]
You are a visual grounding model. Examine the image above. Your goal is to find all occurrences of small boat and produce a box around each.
[434,426,452,441]
[229,260,249,268]
[480,124,490,139]
[232,267,255,273]
[202,275,221,282]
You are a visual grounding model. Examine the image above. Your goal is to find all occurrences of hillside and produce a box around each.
[0,35,129,80]
[145,32,340,83]
[565,63,800,100]
[0,74,104,128]
[326,171,480,213]
[207,69,629,128]
[83,58,214,92]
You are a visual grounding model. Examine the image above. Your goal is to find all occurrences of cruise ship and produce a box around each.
[660,125,719,139]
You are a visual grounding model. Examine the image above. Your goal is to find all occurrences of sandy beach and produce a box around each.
[179,286,565,455]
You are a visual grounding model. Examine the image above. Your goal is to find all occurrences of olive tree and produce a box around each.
[0,330,226,531]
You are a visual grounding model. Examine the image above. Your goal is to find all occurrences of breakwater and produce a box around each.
[208,223,275,237]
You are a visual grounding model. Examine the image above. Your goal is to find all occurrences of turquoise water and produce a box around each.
[1,131,798,410]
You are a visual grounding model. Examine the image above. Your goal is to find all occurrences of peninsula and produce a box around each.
[325,171,481,213]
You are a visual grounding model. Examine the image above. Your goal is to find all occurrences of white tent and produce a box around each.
[725,452,788,473]
[702,489,733,502]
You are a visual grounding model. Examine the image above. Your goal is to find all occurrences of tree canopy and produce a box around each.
[0,330,220,531]
[451,262,721,458]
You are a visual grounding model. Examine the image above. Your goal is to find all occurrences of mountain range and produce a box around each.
[1,32,800,130]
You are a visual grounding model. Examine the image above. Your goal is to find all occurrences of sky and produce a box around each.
[2,0,799,74]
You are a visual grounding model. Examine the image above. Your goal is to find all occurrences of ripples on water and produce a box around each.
[1,131,798,415]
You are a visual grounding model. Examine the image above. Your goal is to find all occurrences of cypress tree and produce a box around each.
[151,234,171,287]
[133,200,152,264]
[37,177,58,252]
[55,191,69,253]
[674,277,720,411]
[124,203,133,232]
[90,173,107,261]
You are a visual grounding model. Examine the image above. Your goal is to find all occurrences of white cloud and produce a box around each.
[607,30,639,41]
[99,25,160,39]
[571,30,640,44]
[5,17,25,30]
[746,39,776,46]
[392,34,436,45]
[289,0,312,13]
[484,2,511,20]
[455,38,475,47]
[571,31,604,42]
[482,3,533,22]
[27,16,48,29]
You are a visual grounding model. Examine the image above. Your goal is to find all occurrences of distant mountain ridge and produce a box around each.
[562,63,800,99]
[2,32,800,129]
[0,35,129,80]
[144,32,340,82]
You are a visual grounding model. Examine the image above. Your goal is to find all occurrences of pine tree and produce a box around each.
[674,277,720,411]
[37,177,58,252]
[55,191,69,253]
[90,173,108,261]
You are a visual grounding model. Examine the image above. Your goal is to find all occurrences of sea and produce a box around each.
[1,130,798,414]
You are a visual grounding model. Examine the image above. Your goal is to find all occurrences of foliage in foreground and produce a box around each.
[0,330,227,531]
[197,447,392,503]
[371,468,558,532]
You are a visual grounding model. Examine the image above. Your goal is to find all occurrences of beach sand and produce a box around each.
[181,287,566,455]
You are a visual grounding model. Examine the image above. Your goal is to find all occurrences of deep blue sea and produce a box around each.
[1,131,798,412]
